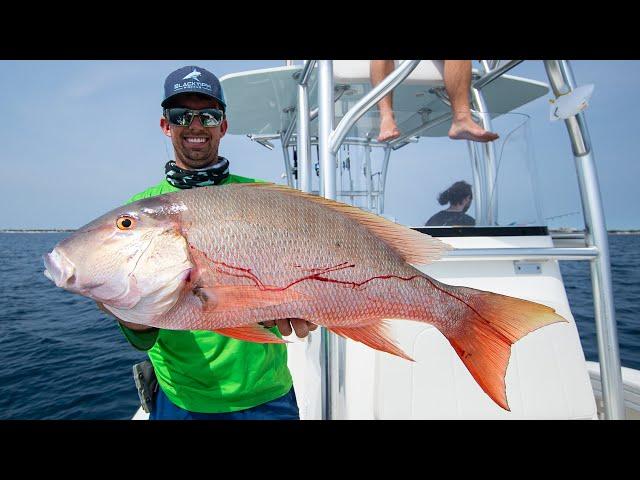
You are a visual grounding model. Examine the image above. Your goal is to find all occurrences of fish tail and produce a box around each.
[422,280,567,410]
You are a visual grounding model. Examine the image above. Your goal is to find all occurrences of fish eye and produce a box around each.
[116,216,136,230]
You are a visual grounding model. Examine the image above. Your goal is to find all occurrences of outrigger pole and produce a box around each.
[544,60,625,419]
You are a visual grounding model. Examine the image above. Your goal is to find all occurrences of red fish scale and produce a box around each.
[151,185,463,335]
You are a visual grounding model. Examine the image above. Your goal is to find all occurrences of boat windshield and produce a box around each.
[325,111,545,228]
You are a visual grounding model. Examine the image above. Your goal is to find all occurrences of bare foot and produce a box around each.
[448,116,499,143]
[377,115,401,142]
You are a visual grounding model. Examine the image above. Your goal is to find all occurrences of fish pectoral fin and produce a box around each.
[214,324,288,343]
[329,321,414,361]
[194,285,306,313]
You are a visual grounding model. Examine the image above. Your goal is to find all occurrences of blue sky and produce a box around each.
[0,60,638,230]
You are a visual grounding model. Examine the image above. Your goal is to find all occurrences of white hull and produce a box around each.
[586,361,640,420]
[289,233,600,419]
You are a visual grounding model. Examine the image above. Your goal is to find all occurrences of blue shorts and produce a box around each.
[149,387,300,420]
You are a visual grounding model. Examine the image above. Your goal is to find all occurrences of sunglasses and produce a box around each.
[164,108,225,128]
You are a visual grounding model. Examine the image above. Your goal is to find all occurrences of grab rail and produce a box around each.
[306,59,625,421]
[441,246,598,261]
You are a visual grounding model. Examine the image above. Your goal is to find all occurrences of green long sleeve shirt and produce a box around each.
[119,175,293,413]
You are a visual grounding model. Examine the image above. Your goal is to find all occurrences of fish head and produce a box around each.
[43,196,193,311]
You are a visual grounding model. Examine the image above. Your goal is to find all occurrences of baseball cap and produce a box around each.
[161,65,227,110]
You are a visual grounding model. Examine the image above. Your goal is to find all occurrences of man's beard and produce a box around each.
[173,132,218,169]
[181,146,218,169]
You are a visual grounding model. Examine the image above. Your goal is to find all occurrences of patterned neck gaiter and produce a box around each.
[165,157,230,189]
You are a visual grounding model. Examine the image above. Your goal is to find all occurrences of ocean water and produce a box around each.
[559,234,640,372]
[0,232,638,419]
[0,233,145,420]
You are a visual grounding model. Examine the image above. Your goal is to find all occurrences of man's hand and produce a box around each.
[260,319,318,338]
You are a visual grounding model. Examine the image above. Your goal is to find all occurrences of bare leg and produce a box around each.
[370,60,401,142]
[445,60,499,142]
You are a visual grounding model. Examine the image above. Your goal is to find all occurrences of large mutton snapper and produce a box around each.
[43,183,566,410]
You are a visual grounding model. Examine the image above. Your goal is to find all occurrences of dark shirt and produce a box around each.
[425,210,476,226]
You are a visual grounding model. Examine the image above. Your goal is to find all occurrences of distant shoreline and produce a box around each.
[0,229,76,233]
[2,228,640,235]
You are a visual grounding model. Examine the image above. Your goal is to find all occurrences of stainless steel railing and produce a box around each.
[295,59,624,420]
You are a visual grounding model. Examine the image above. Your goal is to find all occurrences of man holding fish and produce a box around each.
[44,64,566,418]
[115,65,317,419]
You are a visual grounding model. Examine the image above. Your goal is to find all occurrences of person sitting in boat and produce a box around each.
[104,65,317,420]
[370,60,499,143]
[425,180,476,226]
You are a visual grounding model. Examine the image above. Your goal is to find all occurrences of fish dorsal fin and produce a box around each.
[235,183,452,265]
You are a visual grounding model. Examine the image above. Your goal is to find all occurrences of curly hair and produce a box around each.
[438,181,473,206]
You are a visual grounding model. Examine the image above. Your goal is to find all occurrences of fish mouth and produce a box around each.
[43,248,77,289]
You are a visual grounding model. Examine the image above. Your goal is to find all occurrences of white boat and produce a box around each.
[586,361,640,420]
[133,60,637,420]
